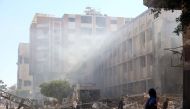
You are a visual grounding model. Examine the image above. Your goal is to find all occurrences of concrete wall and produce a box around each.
[17,43,32,97]
[74,9,183,98]
[30,13,129,99]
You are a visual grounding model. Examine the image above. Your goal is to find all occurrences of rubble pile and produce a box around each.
[158,96,182,109]
[122,95,182,109]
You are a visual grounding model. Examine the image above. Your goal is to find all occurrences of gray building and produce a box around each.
[30,14,64,98]
[73,9,183,98]
[30,13,129,99]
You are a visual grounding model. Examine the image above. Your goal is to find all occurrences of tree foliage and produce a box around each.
[0,80,7,90]
[150,0,190,35]
[40,80,72,103]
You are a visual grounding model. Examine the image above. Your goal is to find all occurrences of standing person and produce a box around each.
[5,100,8,109]
[162,98,169,109]
[73,100,77,109]
[118,98,124,109]
[145,88,157,109]
[76,100,80,109]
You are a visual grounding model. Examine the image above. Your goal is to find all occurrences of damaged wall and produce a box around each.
[74,9,182,98]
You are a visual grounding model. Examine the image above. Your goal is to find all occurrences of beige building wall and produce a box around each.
[30,13,130,99]
[75,9,183,98]
[17,43,32,97]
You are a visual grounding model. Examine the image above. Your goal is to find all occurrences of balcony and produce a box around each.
[143,0,181,9]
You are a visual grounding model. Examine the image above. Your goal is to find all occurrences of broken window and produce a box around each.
[122,62,127,73]
[96,28,105,34]
[24,57,29,64]
[111,19,117,24]
[24,80,31,86]
[18,79,22,89]
[127,38,132,55]
[68,17,75,22]
[128,61,132,72]
[122,41,127,53]
[18,56,22,64]
[140,32,145,47]
[157,32,161,48]
[146,28,153,41]
[81,16,92,23]
[140,56,146,68]
[96,17,106,27]
[80,27,92,34]
[147,54,153,65]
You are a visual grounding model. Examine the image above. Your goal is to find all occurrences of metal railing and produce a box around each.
[0,89,33,109]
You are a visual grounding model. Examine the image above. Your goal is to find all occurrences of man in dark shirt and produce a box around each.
[118,98,124,109]
[145,88,157,109]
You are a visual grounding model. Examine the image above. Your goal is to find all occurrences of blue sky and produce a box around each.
[0,0,147,87]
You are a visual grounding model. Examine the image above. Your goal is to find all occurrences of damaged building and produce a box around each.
[30,12,129,99]
[73,9,183,98]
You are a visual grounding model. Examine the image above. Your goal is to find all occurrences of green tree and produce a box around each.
[0,80,7,90]
[40,80,72,103]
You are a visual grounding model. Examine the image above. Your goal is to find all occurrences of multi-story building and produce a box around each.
[17,43,32,97]
[74,9,183,98]
[30,12,130,98]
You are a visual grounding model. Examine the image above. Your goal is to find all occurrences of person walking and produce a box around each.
[145,88,157,109]
[162,97,169,109]
[118,98,124,109]
[5,100,8,109]
[73,100,77,109]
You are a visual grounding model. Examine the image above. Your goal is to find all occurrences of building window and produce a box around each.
[122,62,127,73]
[140,32,145,47]
[140,56,146,68]
[80,27,92,34]
[24,57,29,64]
[146,28,153,41]
[147,54,153,65]
[18,56,22,64]
[96,17,106,27]
[128,61,132,72]
[24,80,31,86]
[68,18,75,22]
[171,37,177,48]
[96,28,105,34]
[18,79,22,89]
[54,28,60,33]
[154,13,159,19]
[122,41,127,52]
[127,39,132,55]
[157,32,161,48]
[68,22,76,29]
[81,16,92,23]
[111,20,117,24]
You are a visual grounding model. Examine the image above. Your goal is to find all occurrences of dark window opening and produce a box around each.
[140,32,145,47]
[24,80,31,86]
[140,56,146,68]
[111,20,117,24]
[96,17,106,27]
[81,16,92,23]
[68,18,75,22]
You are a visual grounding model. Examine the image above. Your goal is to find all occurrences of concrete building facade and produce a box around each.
[17,43,32,97]
[30,13,129,98]
[74,9,183,98]
[30,14,64,98]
